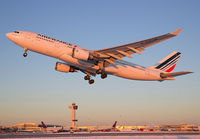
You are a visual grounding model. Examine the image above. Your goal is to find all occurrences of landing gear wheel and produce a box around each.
[101,73,107,79]
[89,79,94,84]
[23,52,28,57]
[84,75,90,80]
[96,69,102,74]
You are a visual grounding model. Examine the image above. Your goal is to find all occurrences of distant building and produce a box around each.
[6,123,41,132]
[159,124,199,131]
[117,125,148,131]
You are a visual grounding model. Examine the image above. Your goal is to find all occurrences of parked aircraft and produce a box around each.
[6,29,192,84]
[38,121,63,133]
[99,121,119,132]
[38,121,62,128]
[90,121,119,132]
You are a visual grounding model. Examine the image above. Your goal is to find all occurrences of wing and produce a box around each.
[94,29,182,66]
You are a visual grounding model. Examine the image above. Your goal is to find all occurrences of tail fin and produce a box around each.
[154,51,181,73]
[41,121,47,128]
[112,121,117,128]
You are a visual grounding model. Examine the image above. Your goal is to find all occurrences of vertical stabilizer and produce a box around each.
[41,121,47,128]
[112,121,117,128]
[151,51,181,73]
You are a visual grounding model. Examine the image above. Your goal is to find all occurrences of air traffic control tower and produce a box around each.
[68,103,78,128]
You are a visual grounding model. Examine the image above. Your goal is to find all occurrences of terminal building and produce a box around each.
[4,123,62,132]
[6,123,41,132]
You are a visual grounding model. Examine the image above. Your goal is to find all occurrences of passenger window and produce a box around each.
[14,31,19,33]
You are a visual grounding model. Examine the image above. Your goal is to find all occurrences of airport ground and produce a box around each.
[0,131,200,138]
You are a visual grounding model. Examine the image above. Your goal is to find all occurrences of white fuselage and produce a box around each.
[6,31,163,81]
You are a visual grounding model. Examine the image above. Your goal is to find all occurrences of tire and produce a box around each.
[89,79,94,84]
[84,75,90,80]
[101,73,107,79]
[23,53,27,57]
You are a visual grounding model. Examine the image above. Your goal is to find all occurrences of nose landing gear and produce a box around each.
[23,53,28,57]
[23,48,28,57]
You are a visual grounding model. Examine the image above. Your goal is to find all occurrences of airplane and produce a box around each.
[100,121,119,132]
[38,121,62,128]
[90,121,119,132]
[6,28,192,84]
[38,121,64,133]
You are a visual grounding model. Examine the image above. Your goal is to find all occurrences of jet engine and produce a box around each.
[55,62,76,73]
[73,48,90,61]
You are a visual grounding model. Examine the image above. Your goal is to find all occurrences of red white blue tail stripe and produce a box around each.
[155,51,181,72]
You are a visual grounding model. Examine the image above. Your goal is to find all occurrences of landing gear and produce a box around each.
[101,73,107,79]
[23,48,28,57]
[84,75,90,80]
[96,61,108,79]
[96,69,102,74]
[23,52,28,57]
[83,74,94,84]
[89,79,94,84]
[96,61,104,74]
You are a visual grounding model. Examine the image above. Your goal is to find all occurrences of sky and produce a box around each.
[0,0,200,127]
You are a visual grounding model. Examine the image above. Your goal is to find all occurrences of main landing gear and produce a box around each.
[96,61,108,79]
[84,75,95,84]
[101,73,107,79]
[84,72,107,85]
[96,69,102,74]
[89,79,94,84]
[23,48,28,57]
[83,61,108,85]
[96,69,107,79]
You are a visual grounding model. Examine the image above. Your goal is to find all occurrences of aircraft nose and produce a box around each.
[6,33,12,40]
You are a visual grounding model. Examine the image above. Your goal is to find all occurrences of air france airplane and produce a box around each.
[6,29,192,84]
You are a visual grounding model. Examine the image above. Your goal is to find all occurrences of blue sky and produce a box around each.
[0,0,199,126]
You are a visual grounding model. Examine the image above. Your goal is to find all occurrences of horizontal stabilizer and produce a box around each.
[160,71,193,78]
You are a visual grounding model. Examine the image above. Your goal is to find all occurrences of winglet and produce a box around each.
[170,28,182,36]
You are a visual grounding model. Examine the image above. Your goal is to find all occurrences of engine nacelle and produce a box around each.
[55,62,76,73]
[73,48,90,61]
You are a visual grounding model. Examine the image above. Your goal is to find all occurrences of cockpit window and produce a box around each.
[14,31,19,33]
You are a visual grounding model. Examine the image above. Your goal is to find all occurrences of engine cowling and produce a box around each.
[55,62,76,73]
[73,48,90,61]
